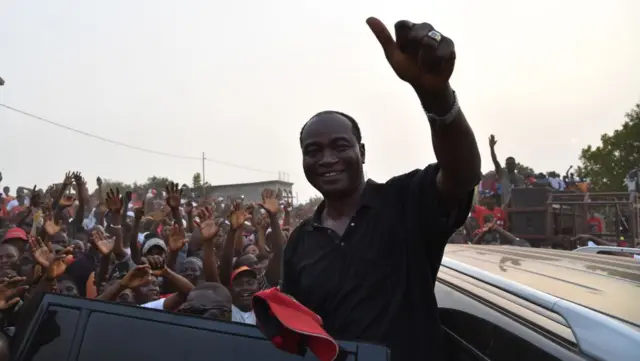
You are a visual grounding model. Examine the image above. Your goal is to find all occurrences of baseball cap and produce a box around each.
[252,287,340,361]
[141,238,168,255]
[3,227,27,242]
[230,266,257,283]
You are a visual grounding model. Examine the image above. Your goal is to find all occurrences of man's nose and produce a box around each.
[318,150,339,166]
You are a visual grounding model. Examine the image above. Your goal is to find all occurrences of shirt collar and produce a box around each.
[308,179,380,229]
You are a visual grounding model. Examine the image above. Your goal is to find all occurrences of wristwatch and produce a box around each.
[426,90,460,125]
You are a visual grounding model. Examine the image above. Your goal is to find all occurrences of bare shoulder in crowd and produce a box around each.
[0,171,309,356]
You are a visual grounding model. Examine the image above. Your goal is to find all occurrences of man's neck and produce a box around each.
[323,181,366,220]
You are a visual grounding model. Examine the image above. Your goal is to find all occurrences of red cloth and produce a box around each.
[587,217,603,233]
[472,206,506,228]
[253,287,340,361]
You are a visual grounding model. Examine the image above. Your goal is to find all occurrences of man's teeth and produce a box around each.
[323,172,341,177]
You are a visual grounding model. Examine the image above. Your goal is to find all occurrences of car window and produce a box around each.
[77,312,354,361]
[435,283,584,361]
[439,308,563,361]
[23,306,80,361]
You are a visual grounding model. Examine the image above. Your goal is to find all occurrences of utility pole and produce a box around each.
[0,77,5,126]
[202,152,206,184]
[201,152,206,198]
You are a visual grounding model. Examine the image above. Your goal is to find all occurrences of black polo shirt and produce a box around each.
[282,164,471,361]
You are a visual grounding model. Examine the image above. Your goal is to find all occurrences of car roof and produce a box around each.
[443,244,640,327]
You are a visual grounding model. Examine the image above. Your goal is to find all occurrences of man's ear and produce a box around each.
[359,143,366,165]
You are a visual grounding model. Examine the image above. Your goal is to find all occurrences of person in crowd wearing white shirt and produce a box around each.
[230,266,258,325]
[548,171,565,191]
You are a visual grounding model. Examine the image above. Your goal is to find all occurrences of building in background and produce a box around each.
[206,180,293,203]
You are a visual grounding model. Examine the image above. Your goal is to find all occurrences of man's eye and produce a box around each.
[304,148,320,157]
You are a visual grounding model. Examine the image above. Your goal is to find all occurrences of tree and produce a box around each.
[515,163,535,176]
[578,102,640,191]
[192,173,202,188]
[145,176,171,192]
[90,176,173,199]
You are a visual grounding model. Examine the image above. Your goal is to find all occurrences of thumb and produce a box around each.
[366,17,397,58]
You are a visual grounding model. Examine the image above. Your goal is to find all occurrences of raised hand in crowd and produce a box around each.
[45,248,74,281]
[62,171,73,188]
[146,255,166,276]
[194,206,219,242]
[29,237,54,269]
[105,188,123,215]
[43,216,61,237]
[165,182,182,209]
[29,185,41,209]
[194,206,221,283]
[0,277,28,310]
[257,188,285,287]
[228,201,252,231]
[489,134,497,149]
[121,265,153,289]
[257,188,280,216]
[168,224,187,253]
[91,230,114,256]
[165,182,183,229]
[72,172,85,187]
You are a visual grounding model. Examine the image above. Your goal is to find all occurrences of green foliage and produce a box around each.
[515,163,535,176]
[192,173,202,188]
[98,180,134,194]
[578,102,640,191]
[91,176,174,199]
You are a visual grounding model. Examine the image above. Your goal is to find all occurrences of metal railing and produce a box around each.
[573,246,640,256]
[441,257,640,361]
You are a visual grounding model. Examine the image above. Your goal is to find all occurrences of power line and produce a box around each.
[0,103,279,175]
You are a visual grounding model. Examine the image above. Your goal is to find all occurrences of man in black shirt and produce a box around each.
[281,18,481,361]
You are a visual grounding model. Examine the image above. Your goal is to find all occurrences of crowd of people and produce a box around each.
[452,134,638,252]
[0,171,301,358]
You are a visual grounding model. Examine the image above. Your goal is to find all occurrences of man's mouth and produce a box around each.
[239,291,255,300]
[320,171,344,178]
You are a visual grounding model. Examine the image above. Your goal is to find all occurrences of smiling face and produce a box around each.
[231,271,259,312]
[138,275,161,303]
[300,112,365,199]
[0,244,19,271]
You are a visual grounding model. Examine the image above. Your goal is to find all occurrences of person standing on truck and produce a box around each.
[488,135,524,207]
[281,18,481,361]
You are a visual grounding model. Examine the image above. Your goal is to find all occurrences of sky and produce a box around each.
[1,0,639,202]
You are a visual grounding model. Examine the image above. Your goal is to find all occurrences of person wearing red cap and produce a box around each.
[2,227,28,254]
[281,18,480,361]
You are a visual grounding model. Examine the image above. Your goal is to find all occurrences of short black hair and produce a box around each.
[299,110,362,144]
[506,156,516,162]
[194,282,232,299]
